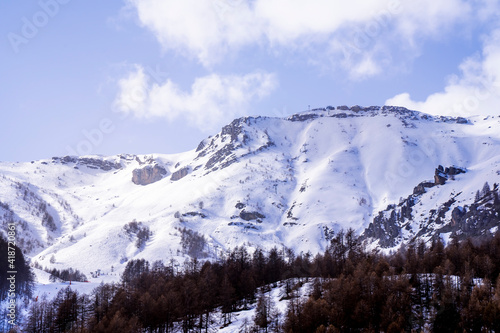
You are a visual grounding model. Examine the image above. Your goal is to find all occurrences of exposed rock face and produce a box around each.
[79,158,122,171]
[364,210,402,247]
[288,113,320,122]
[351,105,362,112]
[363,165,467,247]
[434,165,466,185]
[205,144,237,170]
[451,206,465,226]
[182,211,207,218]
[447,185,500,239]
[434,174,447,185]
[221,118,244,142]
[170,167,189,181]
[132,165,167,185]
[239,210,265,221]
[413,181,435,195]
[195,139,207,152]
[52,156,122,171]
[194,118,248,172]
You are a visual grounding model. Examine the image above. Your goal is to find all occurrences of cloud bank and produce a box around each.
[125,0,480,78]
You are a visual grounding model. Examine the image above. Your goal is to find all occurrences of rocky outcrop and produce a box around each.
[195,139,207,152]
[364,210,402,248]
[132,165,167,185]
[182,211,207,218]
[53,156,77,164]
[221,118,245,142]
[413,181,435,195]
[239,210,265,222]
[194,118,249,171]
[363,165,467,247]
[79,157,122,171]
[365,167,500,248]
[350,105,362,112]
[288,113,320,122]
[205,144,238,171]
[451,206,465,226]
[434,165,466,185]
[262,105,471,127]
[52,156,122,171]
[170,167,189,181]
[446,184,500,239]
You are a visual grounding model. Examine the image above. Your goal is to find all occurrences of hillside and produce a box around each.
[1,105,499,275]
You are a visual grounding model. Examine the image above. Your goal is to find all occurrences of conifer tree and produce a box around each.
[482,181,491,196]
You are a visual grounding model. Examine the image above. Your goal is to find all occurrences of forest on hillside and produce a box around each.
[8,229,500,333]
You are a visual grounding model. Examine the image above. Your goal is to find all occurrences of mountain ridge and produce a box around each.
[1,105,499,275]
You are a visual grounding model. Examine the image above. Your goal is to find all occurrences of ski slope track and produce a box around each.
[1,106,500,275]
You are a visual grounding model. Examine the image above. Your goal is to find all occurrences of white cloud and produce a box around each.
[127,0,261,65]
[349,54,383,80]
[386,28,500,117]
[114,65,149,116]
[253,0,388,44]
[114,66,278,131]
[125,0,483,77]
[393,0,472,40]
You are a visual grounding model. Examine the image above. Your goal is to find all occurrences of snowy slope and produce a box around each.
[1,106,499,276]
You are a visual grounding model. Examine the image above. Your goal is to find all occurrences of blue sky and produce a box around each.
[1,0,499,162]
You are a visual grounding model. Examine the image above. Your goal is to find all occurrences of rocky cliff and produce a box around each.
[132,165,168,185]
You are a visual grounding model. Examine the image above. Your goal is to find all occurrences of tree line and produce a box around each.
[17,229,500,332]
[283,231,500,332]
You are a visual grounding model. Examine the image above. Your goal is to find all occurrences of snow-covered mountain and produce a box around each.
[1,105,500,275]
